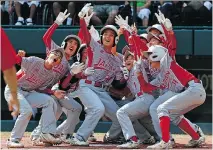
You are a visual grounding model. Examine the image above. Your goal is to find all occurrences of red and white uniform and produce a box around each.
[42,23,70,86]
[146,52,206,141]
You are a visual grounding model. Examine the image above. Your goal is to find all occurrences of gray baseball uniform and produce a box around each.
[74,38,124,141]
[149,52,206,139]
[31,40,82,139]
[4,56,59,141]
[116,62,155,140]
[115,99,159,142]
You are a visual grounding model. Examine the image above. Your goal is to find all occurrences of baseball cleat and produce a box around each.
[147,140,173,149]
[185,125,205,148]
[32,137,45,146]
[103,134,126,144]
[117,139,139,149]
[88,134,97,142]
[60,134,73,144]
[69,136,89,146]
[40,133,62,145]
[6,139,24,148]
[142,136,156,144]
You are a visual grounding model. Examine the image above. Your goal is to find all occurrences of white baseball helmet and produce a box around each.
[146,24,164,34]
[143,45,167,61]
[139,33,148,41]
[100,25,119,46]
[147,32,161,42]
[61,35,82,50]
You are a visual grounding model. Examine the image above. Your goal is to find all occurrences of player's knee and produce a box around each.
[149,104,157,117]
[157,104,169,117]
[116,108,126,119]
[93,105,105,117]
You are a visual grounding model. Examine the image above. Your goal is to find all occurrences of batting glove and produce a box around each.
[89,25,100,42]
[55,9,70,25]
[78,3,93,18]
[70,62,85,75]
[84,67,95,76]
[115,15,132,33]
[120,67,129,80]
[155,10,172,31]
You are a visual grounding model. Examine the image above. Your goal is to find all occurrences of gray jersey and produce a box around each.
[127,63,149,95]
[150,52,184,93]
[46,40,70,86]
[143,59,160,79]
[87,38,123,85]
[17,57,56,91]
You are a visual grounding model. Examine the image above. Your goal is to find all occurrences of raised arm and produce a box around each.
[42,23,59,52]
[43,10,70,54]
[155,10,176,59]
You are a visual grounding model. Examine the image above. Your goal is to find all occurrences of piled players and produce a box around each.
[4,3,206,149]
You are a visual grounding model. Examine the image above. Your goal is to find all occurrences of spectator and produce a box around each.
[90,1,124,25]
[14,1,40,25]
[181,1,212,26]
[131,0,152,27]
[1,1,13,25]
[52,1,85,25]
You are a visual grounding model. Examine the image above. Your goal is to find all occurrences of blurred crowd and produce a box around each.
[1,1,212,26]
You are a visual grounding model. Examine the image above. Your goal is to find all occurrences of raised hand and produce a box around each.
[78,3,93,18]
[120,67,129,80]
[155,10,172,31]
[18,50,26,57]
[55,9,70,25]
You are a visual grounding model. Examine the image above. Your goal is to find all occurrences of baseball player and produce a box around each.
[1,27,20,117]
[67,3,126,146]
[5,48,64,148]
[140,45,206,149]
[115,42,160,148]
[30,10,85,145]
[117,14,178,145]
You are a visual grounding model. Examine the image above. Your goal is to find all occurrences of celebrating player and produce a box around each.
[68,3,126,146]
[140,45,206,149]
[30,10,85,145]
[5,48,64,148]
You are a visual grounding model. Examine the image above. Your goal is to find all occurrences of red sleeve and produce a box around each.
[1,28,17,71]
[60,73,74,89]
[79,18,91,45]
[15,55,22,65]
[137,72,157,93]
[78,28,86,43]
[42,23,59,54]
[123,29,131,43]
[161,24,177,60]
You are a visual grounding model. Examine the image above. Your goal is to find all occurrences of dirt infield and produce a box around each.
[1,132,212,149]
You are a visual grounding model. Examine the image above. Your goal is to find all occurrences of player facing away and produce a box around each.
[30,10,85,145]
[116,49,160,149]
[139,45,206,149]
[68,3,126,146]
[5,49,64,148]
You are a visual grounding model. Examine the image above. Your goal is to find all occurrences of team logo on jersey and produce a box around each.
[94,58,117,72]
[160,70,183,92]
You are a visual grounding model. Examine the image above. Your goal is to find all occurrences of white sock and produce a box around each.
[66,17,72,25]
